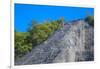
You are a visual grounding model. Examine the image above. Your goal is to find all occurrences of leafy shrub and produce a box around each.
[15,32,32,60]
[85,16,94,27]
[15,18,65,60]
[27,19,64,48]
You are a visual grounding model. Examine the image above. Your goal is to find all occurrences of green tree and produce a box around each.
[15,32,32,60]
[85,16,94,27]
[15,18,66,60]
[27,18,64,48]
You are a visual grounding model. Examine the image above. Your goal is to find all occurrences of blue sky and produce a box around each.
[15,3,94,32]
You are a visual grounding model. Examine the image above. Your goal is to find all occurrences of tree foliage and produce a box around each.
[15,18,65,60]
[27,18,64,48]
[15,32,32,60]
[85,16,94,27]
